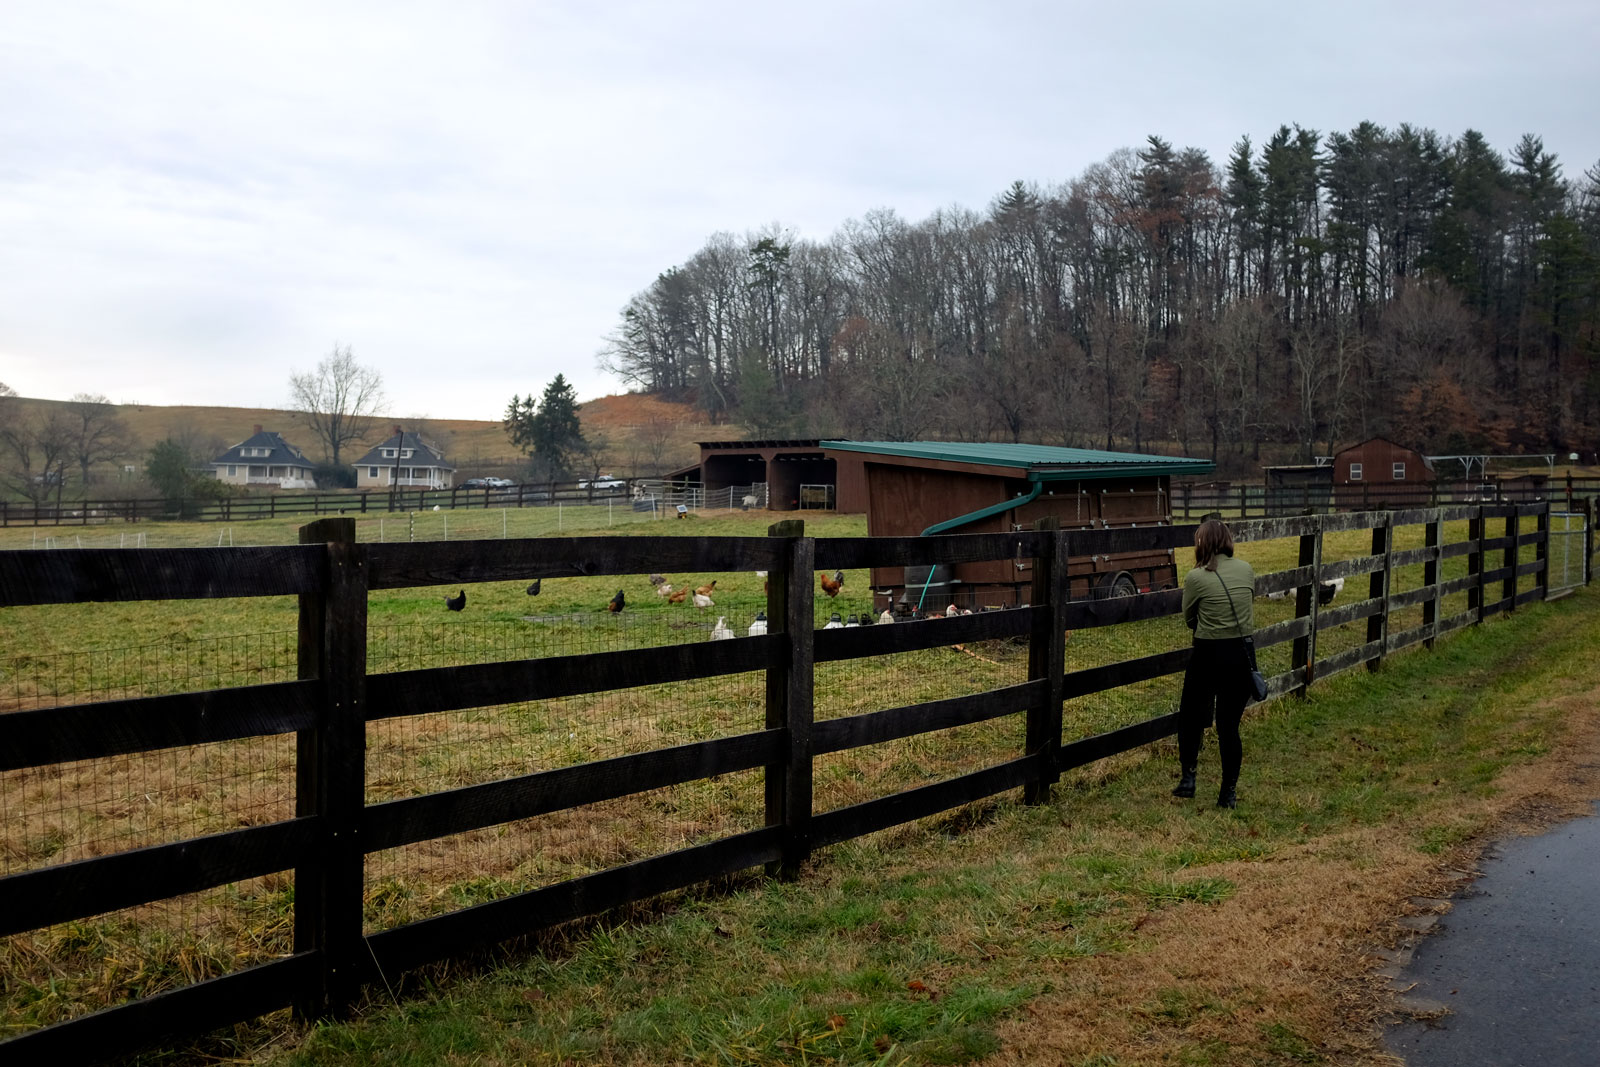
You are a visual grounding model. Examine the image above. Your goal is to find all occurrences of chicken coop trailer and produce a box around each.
[820,440,1216,613]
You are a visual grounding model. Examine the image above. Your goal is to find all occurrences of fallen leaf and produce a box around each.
[828,1014,846,1030]
[906,980,927,993]
[522,989,546,1003]
[873,1036,892,1053]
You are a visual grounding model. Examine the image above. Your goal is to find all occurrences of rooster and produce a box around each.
[607,589,626,613]
[667,588,688,604]
[695,579,718,597]
[445,590,466,611]
[819,570,844,598]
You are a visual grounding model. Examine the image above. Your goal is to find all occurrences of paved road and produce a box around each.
[1385,802,1600,1066]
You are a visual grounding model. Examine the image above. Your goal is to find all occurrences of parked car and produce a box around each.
[579,475,626,492]
[460,477,490,489]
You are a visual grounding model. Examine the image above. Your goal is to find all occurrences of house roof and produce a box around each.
[819,441,1215,481]
[353,431,454,470]
[212,430,313,468]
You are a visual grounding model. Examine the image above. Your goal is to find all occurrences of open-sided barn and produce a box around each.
[820,441,1215,611]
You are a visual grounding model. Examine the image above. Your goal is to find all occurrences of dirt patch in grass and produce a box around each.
[981,684,1600,1067]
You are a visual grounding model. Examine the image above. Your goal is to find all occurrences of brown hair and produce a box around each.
[1194,519,1234,572]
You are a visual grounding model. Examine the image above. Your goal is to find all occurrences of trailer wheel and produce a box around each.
[1096,572,1138,599]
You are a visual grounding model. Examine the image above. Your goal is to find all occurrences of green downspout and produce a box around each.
[913,478,1044,612]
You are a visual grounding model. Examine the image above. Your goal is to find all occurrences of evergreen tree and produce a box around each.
[504,375,586,479]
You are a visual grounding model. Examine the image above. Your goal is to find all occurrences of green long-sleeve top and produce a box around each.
[1182,554,1256,638]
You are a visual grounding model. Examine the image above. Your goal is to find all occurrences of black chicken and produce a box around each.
[526,578,542,596]
[445,590,466,611]
[607,589,626,613]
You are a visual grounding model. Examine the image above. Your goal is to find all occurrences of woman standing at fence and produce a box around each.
[1173,519,1255,808]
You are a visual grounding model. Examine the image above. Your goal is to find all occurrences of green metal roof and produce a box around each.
[821,440,1215,480]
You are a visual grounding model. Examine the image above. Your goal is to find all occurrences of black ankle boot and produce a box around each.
[1216,783,1237,809]
[1171,766,1197,798]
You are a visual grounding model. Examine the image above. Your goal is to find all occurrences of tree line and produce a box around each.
[601,123,1600,470]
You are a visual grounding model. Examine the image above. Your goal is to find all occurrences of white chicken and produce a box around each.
[710,616,734,641]
[879,609,895,625]
[693,591,714,609]
[655,583,674,598]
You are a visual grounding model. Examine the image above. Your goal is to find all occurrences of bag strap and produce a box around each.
[1211,569,1253,639]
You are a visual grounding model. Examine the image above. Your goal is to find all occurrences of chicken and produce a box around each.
[525,579,541,596]
[649,573,666,586]
[667,588,688,604]
[655,583,674,598]
[710,616,734,641]
[879,609,894,625]
[607,589,626,613]
[944,604,958,617]
[748,611,768,637]
[444,590,466,611]
[823,612,844,629]
[819,570,844,598]
[695,579,718,597]
[692,591,714,609]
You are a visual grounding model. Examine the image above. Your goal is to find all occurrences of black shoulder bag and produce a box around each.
[1215,570,1268,703]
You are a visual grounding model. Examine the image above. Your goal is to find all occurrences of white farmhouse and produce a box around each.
[211,427,318,489]
[354,429,455,489]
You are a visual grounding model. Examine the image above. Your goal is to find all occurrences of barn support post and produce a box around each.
[1468,508,1485,622]
[1367,515,1392,671]
[1292,522,1321,696]
[1502,509,1518,613]
[293,517,369,1020]
[1422,509,1442,649]
[765,519,813,879]
[1024,518,1066,805]
[1586,497,1595,586]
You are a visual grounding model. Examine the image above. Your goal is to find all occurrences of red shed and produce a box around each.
[821,440,1215,611]
[1331,437,1435,508]
[666,440,868,512]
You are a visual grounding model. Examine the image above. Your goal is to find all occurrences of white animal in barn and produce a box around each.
[710,616,734,641]
[879,609,895,625]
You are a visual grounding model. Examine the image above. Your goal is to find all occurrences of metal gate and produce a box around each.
[1548,511,1589,593]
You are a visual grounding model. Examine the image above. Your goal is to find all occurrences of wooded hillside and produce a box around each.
[603,124,1600,471]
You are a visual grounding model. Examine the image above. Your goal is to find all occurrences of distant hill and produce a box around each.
[1,393,732,485]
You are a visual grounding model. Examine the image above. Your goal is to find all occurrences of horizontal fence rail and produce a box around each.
[0,499,1592,1062]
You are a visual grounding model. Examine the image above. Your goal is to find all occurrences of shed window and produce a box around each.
[1393,462,1406,480]
[368,466,378,478]
[227,464,236,476]
[1349,463,1363,481]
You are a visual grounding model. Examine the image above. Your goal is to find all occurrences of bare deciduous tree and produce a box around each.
[64,393,134,487]
[289,345,387,466]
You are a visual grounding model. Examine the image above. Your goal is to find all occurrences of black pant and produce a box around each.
[1178,637,1250,789]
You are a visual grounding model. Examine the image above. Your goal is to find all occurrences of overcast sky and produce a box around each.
[3,1,1597,422]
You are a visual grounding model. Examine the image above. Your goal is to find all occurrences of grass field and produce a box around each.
[0,507,1587,1063]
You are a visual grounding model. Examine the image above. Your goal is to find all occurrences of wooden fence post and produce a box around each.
[1024,519,1066,805]
[1292,520,1321,696]
[1367,516,1392,671]
[1423,509,1442,649]
[294,518,368,1020]
[1587,497,1595,586]
[765,519,813,878]
[1535,503,1550,601]
[1468,508,1485,623]
[1502,509,1518,613]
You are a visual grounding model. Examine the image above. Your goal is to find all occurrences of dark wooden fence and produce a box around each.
[1173,476,1600,519]
[0,480,643,528]
[0,502,1593,1061]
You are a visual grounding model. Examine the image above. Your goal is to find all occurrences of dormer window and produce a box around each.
[401,449,413,459]
[383,449,397,458]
